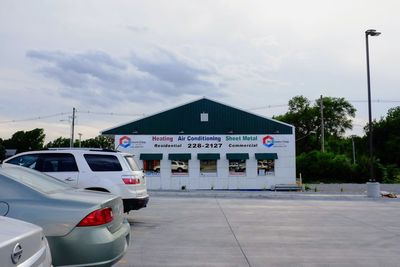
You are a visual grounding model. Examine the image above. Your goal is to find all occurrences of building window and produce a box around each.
[200,112,208,122]
[143,160,161,176]
[228,159,246,176]
[257,160,275,176]
[171,160,189,176]
[200,160,217,176]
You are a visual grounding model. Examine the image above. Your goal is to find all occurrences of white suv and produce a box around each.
[171,161,188,172]
[2,148,149,212]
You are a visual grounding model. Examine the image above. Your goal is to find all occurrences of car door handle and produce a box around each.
[65,177,75,182]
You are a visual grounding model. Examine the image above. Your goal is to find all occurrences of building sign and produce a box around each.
[115,135,292,152]
[119,136,131,148]
[262,136,274,147]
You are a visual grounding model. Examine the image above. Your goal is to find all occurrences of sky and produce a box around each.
[0,0,399,143]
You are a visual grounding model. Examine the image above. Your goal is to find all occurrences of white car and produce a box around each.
[3,148,149,212]
[171,161,188,172]
[0,216,52,267]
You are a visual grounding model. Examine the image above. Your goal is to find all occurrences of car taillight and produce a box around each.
[77,207,113,227]
[122,177,140,184]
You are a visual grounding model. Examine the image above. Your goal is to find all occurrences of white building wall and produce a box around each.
[116,134,296,190]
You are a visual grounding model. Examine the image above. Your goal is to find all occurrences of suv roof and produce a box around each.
[46,148,118,152]
[19,148,134,156]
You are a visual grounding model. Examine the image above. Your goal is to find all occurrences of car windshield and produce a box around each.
[0,166,71,194]
[124,155,141,171]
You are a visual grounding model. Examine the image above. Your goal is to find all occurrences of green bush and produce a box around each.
[0,142,5,161]
[297,151,353,183]
[351,155,385,183]
[297,151,390,184]
[382,164,400,184]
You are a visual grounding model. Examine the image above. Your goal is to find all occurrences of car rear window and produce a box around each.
[84,154,122,172]
[0,166,71,194]
[124,156,141,171]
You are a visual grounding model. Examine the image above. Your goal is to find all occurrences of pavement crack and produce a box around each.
[215,197,252,267]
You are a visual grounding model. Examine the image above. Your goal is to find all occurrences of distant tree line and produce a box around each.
[0,129,113,161]
[275,95,400,184]
[1,95,399,183]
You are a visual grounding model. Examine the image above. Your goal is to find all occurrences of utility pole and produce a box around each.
[70,107,76,148]
[320,95,325,152]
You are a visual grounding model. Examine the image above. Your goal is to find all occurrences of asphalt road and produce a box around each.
[115,195,400,267]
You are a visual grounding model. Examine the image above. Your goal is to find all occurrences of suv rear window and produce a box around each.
[84,154,122,172]
[124,156,140,171]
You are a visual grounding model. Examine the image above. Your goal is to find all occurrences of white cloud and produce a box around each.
[0,0,399,141]
[26,48,222,107]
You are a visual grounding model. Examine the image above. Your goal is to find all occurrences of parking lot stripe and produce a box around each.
[215,197,252,267]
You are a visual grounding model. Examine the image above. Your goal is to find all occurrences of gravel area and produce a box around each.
[305,183,400,194]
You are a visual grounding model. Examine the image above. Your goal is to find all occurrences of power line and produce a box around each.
[347,99,400,103]
[1,99,399,124]
[76,110,146,117]
[247,104,288,111]
[0,112,70,124]
[0,110,146,125]
[247,99,400,111]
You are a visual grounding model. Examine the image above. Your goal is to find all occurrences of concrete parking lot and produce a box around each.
[116,194,400,267]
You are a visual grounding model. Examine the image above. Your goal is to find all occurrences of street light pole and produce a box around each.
[365,29,381,182]
[78,133,82,148]
[351,135,356,164]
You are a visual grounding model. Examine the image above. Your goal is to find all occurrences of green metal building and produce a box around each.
[102,98,296,190]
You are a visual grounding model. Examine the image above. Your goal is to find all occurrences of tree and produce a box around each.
[3,128,46,153]
[371,106,400,166]
[46,135,114,149]
[316,97,356,136]
[0,138,5,160]
[275,95,356,155]
[81,135,114,149]
[45,137,70,148]
[275,96,316,138]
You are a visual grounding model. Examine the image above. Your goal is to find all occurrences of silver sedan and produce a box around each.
[0,166,130,267]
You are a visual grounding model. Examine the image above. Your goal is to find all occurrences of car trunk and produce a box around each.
[100,196,125,233]
[41,188,125,236]
[0,218,46,267]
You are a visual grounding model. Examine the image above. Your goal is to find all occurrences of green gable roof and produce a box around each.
[102,98,293,135]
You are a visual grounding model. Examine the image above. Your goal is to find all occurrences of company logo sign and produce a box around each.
[119,136,132,148]
[262,135,274,147]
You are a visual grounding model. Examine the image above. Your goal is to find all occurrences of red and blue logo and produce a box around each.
[262,135,274,147]
[119,136,132,148]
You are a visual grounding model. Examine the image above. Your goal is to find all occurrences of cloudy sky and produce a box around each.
[0,0,398,142]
